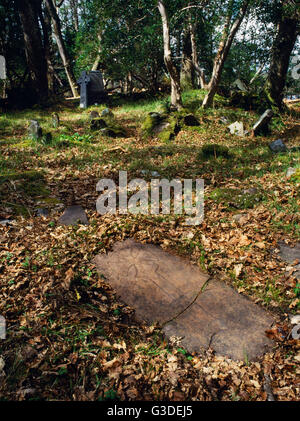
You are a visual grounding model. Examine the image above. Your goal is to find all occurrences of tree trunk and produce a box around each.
[181,26,194,90]
[44,0,79,97]
[38,3,55,93]
[69,0,79,32]
[190,22,207,89]
[265,15,299,111]
[16,0,48,101]
[202,0,249,108]
[158,0,182,110]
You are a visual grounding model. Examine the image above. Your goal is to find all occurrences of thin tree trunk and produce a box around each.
[202,0,249,108]
[16,0,48,100]
[264,14,298,111]
[44,0,79,97]
[69,0,79,32]
[92,34,102,71]
[158,0,182,110]
[190,22,207,89]
[38,3,55,93]
[181,26,194,90]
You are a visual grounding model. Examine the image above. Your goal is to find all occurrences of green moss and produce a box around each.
[210,187,263,210]
[0,170,44,183]
[157,115,180,143]
[201,144,230,159]
[141,112,163,137]
[290,169,300,183]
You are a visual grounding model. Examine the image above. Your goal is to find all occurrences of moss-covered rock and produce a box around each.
[141,112,164,137]
[90,118,107,130]
[210,187,263,210]
[141,112,180,142]
[90,114,126,137]
[201,144,230,158]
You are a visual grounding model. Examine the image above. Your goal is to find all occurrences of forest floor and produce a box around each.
[0,91,299,401]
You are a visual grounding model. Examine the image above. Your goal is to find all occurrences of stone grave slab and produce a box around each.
[93,239,209,324]
[93,239,275,361]
[163,280,274,361]
[58,205,89,226]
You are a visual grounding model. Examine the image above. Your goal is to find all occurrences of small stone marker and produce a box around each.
[269,139,287,153]
[252,109,273,136]
[89,111,100,120]
[277,241,300,280]
[52,113,60,128]
[93,239,274,361]
[101,108,114,118]
[287,168,296,178]
[58,205,89,225]
[28,120,42,140]
[228,121,245,137]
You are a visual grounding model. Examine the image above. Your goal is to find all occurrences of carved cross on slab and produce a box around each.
[77,71,91,108]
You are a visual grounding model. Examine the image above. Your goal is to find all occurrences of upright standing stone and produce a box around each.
[228,121,245,137]
[52,113,60,128]
[28,120,42,140]
[77,71,91,109]
[252,109,274,136]
[77,70,106,109]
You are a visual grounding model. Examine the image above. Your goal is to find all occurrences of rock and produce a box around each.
[101,108,114,118]
[140,170,161,177]
[93,239,275,361]
[242,188,258,195]
[233,214,245,224]
[141,112,180,141]
[100,127,126,137]
[89,111,100,120]
[52,113,60,128]
[0,219,15,226]
[28,120,42,140]
[201,144,229,158]
[287,167,296,178]
[90,118,107,130]
[269,139,287,153]
[277,241,300,279]
[228,121,245,136]
[152,121,171,134]
[183,114,200,127]
[36,208,49,217]
[219,116,229,124]
[58,205,89,226]
[252,109,274,136]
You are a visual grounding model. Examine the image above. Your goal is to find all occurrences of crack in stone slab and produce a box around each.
[161,276,213,327]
